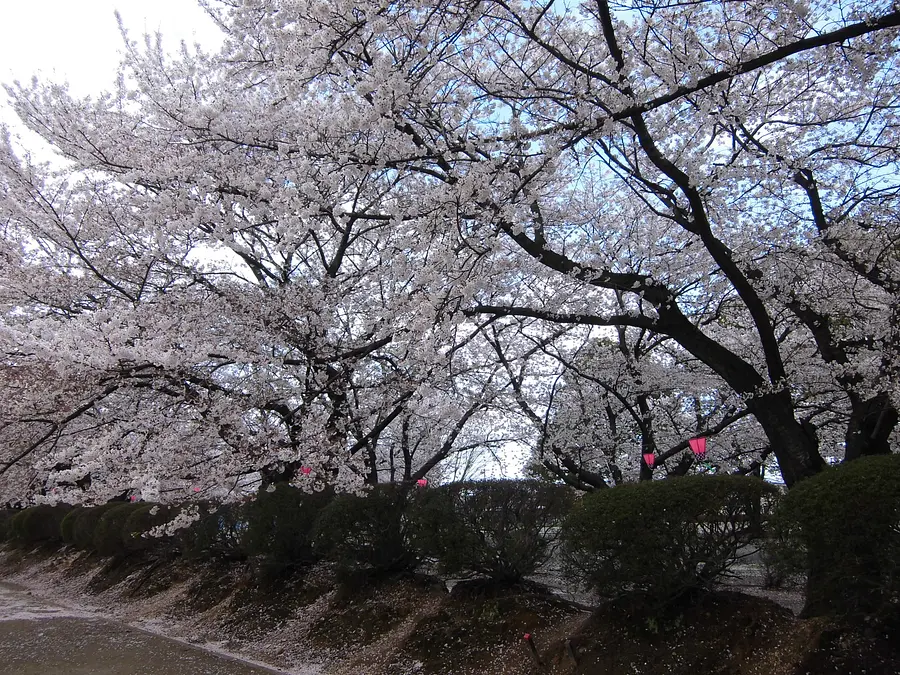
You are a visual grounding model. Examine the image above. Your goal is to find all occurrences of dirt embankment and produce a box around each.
[1,547,896,675]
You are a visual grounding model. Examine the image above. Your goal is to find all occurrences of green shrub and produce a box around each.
[414,479,574,583]
[60,507,86,545]
[312,484,416,576]
[93,503,144,557]
[766,455,900,621]
[70,503,121,550]
[179,502,247,561]
[562,475,778,604]
[242,484,332,580]
[0,510,17,542]
[122,504,178,554]
[8,505,72,545]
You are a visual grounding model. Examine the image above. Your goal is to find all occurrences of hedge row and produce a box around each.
[2,462,898,624]
[0,478,768,593]
[4,505,71,544]
[563,474,778,604]
[765,454,900,624]
[415,480,575,583]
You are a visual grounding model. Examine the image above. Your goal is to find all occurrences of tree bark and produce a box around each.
[746,390,826,486]
[844,392,898,461]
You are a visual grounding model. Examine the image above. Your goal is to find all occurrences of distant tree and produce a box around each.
[538,328,761,488]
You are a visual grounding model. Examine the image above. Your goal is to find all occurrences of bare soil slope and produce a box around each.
[1,547,896,675]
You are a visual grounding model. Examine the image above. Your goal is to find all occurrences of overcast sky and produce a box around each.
[0,0,223,152]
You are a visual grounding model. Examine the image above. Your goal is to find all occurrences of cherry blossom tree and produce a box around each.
[454,0,900,486]
[0,26,497,502]
[2,0,899,501]
[540,330,760,488]
[481,300,768,490]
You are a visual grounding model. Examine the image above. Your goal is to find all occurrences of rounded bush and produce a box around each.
[0,509,17,542]
[8,505,72,545]
[312,483,416,576]
[70,503,121,550]
[241,483,332,578]
[60,507,86,545]
[562,475,778,604]
[767,454,900,620]
[179,501,247,561]
[93,503,144,557]
[414,479,574,583]
[122,504,177,553]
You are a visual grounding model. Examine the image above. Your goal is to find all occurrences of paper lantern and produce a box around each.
[300,466,312,475]
[416,478,428,487]
[523,633,531,640]
[643,453,655,468]
[130,495,137,502]
[689,437,707,458]
[193,486,201,493]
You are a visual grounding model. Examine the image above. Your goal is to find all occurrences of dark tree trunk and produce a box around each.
[660,306,826,487]
[844,392,898,461]
[746,390,826,487]
[668,453,694,477]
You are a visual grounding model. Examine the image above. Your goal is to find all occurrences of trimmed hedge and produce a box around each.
[70,503,122,550]
[0,509,17,542]
[562,475,778,604]
[767,454,900,621]
[312,484,416,576]
[7,505,72,544]
[241,484,332,580]
[122,504,178,553]
[93,503,145,556]
[414,479,574,583]
[60,507,86,545]
[179,502,246,560]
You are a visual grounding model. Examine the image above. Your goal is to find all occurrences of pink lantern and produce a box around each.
[130,495,137,502]
[193,486,201,493]
[523,633,531,641]
[689,437,707,458]
[300,466,312,475]
[643,453,655,468]
[416,478,428,487]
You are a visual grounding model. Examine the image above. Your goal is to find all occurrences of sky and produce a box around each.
[0,0,223,152]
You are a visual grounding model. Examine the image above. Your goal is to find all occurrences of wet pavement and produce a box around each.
[0,583,284,675]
